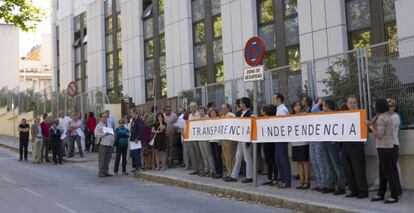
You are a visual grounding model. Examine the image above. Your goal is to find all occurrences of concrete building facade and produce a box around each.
[51,0,414,102]
[0,24,20,89]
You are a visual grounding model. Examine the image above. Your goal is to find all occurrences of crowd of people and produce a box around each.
[17,93,403,204]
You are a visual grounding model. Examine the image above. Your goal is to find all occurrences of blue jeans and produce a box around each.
[321,143,345,190]
[68,135,83,157]
[274,142,291,186]
[134,148,142,170]
[309,142,328,188]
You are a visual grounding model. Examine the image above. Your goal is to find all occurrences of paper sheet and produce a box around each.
[76,128,84,137]
[103,127,114,135]
[129,141,142,150]
[60,132,67,140]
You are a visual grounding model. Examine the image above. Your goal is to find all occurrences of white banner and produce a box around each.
[253,110,367,143]
[185,118,252,142]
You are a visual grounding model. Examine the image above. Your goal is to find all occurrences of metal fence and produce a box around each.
[0,85,109,119]
[179,36,414,128]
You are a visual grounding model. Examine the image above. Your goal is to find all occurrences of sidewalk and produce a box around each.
[135,167,412,213]
[0,135,97,163]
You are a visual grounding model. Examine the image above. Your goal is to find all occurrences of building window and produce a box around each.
[73,12,87,93]
[256,0,300,70]
[143,0,166,101]
[105,0,123,99]
[346,0,397,50]
[192,0,223,87]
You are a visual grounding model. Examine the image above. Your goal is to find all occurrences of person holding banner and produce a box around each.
[320,99,346,195]
[309,99,328,191]
[208,109,224,179]
[198,106,215,177]
[225,97,253,183]
[369,98,402,204]
[272,93,291,188]
[291,101,310,189]
[188,102,204,175]
[220,103,237,179]
[341,96,369,199]
[260,105,279,186]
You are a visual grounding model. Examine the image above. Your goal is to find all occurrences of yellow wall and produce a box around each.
[0,107,33,137]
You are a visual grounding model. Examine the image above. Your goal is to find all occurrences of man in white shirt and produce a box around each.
[58,110,72,157]
[272,93,291,188]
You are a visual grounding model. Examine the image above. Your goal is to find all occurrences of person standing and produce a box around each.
[220,103,237,179]
[208,109,223,179]
[309,99,328,191]
[58,110,72,156]
[225,97,253,183]
[114,119,130,175]
[31,118,43,164]
[291,102,310,189]
[188,102,203,175]
[50,121,63,165]
[163,106,178,167]
[142,112,154,170]
[272,93,291,188]
[320,99,346,195]
[176,110,190,170]
[68,113,84,158]
[341,96,369,199]
[40,114,51,162]
[369,98,402,204]
[260,105,278,185]
[18,119,30,161]
[130,109,144,172]
[95,113,116,177]
[85,112,97,152]
[153,113,167,170]
[198,106,215,177]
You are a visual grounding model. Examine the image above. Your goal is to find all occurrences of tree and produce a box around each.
[0,0,45,32]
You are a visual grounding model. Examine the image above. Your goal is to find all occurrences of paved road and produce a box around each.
[0,147,291,213]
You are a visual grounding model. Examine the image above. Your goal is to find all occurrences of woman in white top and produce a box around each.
[291,101,310,189]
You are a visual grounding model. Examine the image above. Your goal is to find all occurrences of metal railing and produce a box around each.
[179,36,414,128]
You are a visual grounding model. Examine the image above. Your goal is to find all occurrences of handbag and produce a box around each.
[149,127,160,146]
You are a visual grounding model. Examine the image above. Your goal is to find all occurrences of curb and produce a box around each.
[0,142,93,163]
[135,172,358,213]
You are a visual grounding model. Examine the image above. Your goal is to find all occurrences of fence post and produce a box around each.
[252,80,258,188]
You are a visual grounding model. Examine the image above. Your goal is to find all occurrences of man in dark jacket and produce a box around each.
[129,108,144,172]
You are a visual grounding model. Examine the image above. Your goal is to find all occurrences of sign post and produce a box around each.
[244,36,265,187]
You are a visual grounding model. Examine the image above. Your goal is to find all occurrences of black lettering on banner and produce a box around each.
[261,127,265,136]
[192,127,197,136]
[287,126,293,136]
[315,124,321,135]
[274,126,279,136]
[295,125,299,136]
[197,127,201,136]
[349,123,356,135]
[332,124,338,135]
[308,125,314,135]
[224,125,229,134]
[302,125,307,136]
[281,126,285,136]
[236,126,241,135]
[229,126,236,135]
[341,123,345,135]
[246,126,251,135]
[324,124,331,135]
[267,127,273,136]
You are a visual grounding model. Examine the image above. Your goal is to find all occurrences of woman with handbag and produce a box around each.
[152,113,167,170]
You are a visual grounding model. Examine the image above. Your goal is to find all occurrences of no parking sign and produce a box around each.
[244,37,265,67]
[67,81,78,97]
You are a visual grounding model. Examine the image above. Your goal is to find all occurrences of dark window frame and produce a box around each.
[74,12,87,93]
[191,0,223,87]
[105,0,123,97]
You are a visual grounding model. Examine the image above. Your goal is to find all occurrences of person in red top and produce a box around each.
[85,112,97,152]
[40,114,51,162]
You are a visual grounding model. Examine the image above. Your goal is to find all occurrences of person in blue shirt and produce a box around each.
[114,119,130,175]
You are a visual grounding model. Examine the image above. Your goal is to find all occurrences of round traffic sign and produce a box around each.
[67,81,78,97]
[244,37,266,67]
